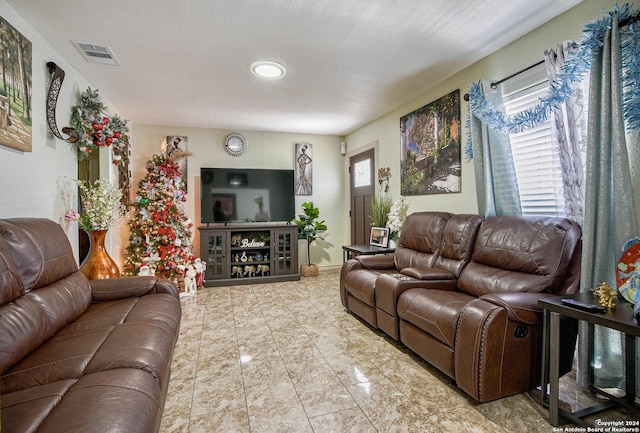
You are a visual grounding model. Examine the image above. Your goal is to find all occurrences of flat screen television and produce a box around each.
[200,168,295,223]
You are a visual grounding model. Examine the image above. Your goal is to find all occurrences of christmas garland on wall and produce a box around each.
[70,87,129,165]
[465,3,640,158]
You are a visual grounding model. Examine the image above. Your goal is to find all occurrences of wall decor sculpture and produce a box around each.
[400,89,461,195]
[0,15,32,152]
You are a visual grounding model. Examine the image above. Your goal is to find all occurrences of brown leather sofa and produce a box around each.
[340,212,581,402]
[0,218,182,433]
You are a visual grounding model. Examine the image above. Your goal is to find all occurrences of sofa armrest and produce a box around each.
[90,276,180,302]
[354,254,396,270]
[479,292,559,325]
[401,266,456,281]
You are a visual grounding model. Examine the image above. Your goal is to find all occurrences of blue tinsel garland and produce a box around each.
[465,3,640,160]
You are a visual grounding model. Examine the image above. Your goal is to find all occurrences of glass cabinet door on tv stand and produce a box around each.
[198,224,300,287]
[202,230,228,280]
[274,227,297,275]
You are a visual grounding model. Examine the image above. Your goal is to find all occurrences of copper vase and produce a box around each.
[79,229,120,280]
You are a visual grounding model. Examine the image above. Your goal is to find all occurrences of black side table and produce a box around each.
[341,244,395,262]
[539,292,640,426]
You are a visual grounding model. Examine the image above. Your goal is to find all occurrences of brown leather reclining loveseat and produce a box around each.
[340,211,581,402]
[0,218,182,433]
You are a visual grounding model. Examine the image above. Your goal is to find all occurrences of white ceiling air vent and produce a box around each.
[72,41,120,66]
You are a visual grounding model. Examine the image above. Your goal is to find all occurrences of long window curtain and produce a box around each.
[545,40,588,226]
[469,82,522,217]
[578,16,639,390]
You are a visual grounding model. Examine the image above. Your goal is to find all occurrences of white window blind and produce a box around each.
[502,68,566,217]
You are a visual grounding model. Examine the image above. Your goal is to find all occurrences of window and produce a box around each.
[502,66,566,217]
[354,159,371,187]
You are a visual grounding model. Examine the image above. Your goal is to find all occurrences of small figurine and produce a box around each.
[179,265,197,298]
[194,258,206,287]
[592,281,617,308]
[184,266,197,295]
[261,264,270,276]
[138,265,155,276]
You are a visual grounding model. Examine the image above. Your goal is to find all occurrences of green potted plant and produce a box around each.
[292,201,327,277]
[370,194,393,228]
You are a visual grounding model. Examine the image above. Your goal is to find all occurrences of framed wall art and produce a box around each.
[295,142,313,196]
[400,89,461,195]
[0,15,32,152]
[162,135,188,191]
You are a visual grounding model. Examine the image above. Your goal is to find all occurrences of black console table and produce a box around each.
[539,292,640,426]
[342,244,395,262]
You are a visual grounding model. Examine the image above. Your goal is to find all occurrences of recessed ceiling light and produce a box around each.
[251,61,286,79]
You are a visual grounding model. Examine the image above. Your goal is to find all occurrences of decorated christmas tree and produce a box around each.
[123,153,199,289]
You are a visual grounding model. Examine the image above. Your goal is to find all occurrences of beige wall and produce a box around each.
[345,0,620,219]
[0,0,122,261]
[130,125,346,268]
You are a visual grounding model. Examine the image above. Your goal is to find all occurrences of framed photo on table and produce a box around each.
[370,227,390,247]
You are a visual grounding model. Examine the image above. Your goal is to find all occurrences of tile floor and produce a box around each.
[159,270,636,433]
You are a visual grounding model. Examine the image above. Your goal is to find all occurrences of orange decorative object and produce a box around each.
[79,230,120,280]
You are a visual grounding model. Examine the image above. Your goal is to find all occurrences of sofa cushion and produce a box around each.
[397,288,476,348]
[395,212,450,270]
[458,216,581,297]
[343,269,379,306]
[2,294,181,394]
[0,272,91,375]
[0,236,24,306]
[435,214,483,277]
[394,247,438,271]
[1,379,77,433]
[3,369,163,433]
[0,219,79,292]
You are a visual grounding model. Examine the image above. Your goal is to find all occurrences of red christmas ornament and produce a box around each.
[103,117,109,125]
[105,136,113,145]
[91,122,104,131]
[113,131,121,139]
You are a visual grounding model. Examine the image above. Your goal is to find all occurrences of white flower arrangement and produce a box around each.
[386,197,409,240]
[65,178,128,231]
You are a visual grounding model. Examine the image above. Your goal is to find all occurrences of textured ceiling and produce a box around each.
[8,0,582,135]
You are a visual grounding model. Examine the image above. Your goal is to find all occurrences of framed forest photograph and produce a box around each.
[400,89,461,195]
[0,15,32,152]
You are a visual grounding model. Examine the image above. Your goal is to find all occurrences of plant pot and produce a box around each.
[79,229,120,280]
[300,264,319,277]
